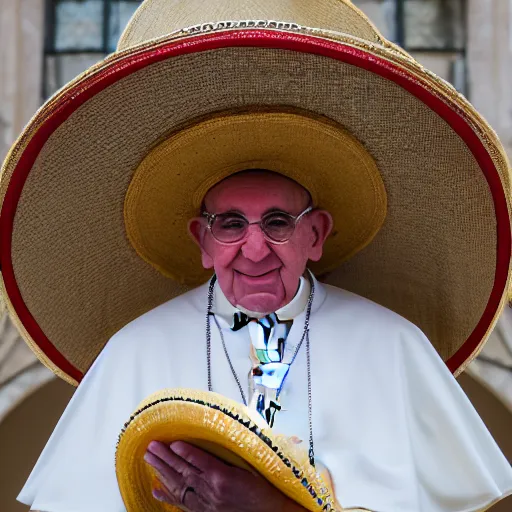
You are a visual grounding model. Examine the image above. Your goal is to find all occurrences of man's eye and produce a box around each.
[266,216,291,228]
[219,218,246,230]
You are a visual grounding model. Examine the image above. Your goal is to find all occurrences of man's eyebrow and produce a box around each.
[217,208,245,215]
[213,207,290,215]
[263,207,292,215]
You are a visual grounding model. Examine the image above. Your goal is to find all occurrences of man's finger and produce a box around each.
[152,487,175,505]
[153,476,208,512]
[148,441,202,480]
[144,450,183,498]
[169,441,227,474]
[181,486,207,512]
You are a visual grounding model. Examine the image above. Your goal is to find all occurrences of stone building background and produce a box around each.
[0,0,511,510]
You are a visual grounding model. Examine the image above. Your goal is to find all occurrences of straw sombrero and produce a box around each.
[0,0,510,387]
[116,388,342,511]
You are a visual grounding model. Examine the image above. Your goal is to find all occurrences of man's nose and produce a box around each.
[240,224,272,262]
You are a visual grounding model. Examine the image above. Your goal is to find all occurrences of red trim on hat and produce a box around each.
[0,30,509,382]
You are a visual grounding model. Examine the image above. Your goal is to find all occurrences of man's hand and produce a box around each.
[144,440,306,512]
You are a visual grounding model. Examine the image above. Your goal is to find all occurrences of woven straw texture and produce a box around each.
[117,0,382,50]
[116,388,340,511]
[5,47,500,374]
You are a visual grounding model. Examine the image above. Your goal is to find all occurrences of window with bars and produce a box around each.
[43,0,467,98]
[353,0,467,92]
[43,0,141,97]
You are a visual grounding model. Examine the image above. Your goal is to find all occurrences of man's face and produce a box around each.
[188,172,333,313]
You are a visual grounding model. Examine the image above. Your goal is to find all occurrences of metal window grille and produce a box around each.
[43,0,142,98]
[354,0,467,93]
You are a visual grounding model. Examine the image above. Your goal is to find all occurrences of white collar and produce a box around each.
[213,273,312,327]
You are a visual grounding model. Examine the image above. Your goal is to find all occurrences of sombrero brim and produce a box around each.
[116,388,339,512]
[0,27,510,386]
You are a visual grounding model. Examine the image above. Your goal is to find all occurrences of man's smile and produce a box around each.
[233,269,281,288]
[233,269,280,278]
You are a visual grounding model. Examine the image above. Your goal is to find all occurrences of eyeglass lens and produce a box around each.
[211,212,296,243]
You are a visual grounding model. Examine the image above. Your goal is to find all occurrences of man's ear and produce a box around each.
[308,209,334,262]
[187,217,214,269]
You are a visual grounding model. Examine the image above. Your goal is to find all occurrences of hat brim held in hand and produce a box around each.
[116,388,340,512]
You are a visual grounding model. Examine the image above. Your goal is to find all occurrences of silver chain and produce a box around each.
[306,326,314,466]
[212,314,248,405]
[205,274,316,466]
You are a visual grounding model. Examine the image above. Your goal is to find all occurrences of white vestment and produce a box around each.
[19,276,512,511]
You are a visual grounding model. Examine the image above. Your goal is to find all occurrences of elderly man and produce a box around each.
[2,1,512,511]
[145,170,332,510]
[16,169,512,511]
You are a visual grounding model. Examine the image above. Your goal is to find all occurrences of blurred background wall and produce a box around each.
[0,1,511,510]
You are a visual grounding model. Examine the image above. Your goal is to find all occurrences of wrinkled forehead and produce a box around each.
[203,170,312,212]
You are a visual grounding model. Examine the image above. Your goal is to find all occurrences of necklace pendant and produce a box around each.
[248,362,289,425]
[266,399,282,427]
[247,316,292,427]
[249,385,282,427]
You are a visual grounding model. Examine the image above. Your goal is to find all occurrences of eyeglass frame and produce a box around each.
[201,206,314,245]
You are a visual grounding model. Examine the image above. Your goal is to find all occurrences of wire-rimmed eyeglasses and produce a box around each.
[202,206,313,244]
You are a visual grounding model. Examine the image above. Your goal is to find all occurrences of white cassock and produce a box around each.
[18,274,512,511]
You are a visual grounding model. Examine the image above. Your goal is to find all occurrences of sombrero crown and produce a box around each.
[0,0,511,387]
